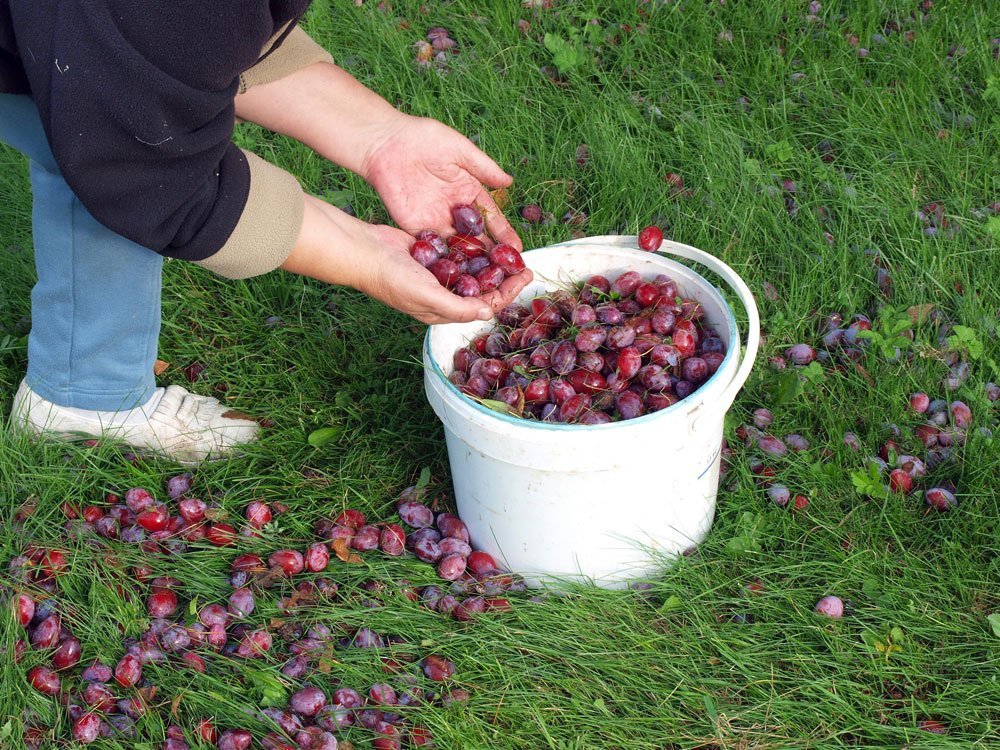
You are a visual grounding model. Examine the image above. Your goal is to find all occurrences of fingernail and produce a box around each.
[477,308,493,321]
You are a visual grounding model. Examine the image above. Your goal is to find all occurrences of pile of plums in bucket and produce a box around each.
[409,204,525,296]
[447,258,727,423]
[10,476,523,748]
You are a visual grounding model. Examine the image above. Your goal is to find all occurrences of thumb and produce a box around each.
[461,139,513,189]
[425,286,494,324]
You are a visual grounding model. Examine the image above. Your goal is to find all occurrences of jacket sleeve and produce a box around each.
[240,25,334,92]
[8,2,310,278]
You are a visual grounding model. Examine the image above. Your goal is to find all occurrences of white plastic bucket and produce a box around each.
[423,236,759,588]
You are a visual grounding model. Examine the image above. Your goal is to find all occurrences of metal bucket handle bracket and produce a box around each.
[545,235,760,429]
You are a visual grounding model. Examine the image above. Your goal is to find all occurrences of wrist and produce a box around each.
[279,195,376,290]
[358,112,417,185]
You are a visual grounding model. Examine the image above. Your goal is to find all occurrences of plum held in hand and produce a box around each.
[451,204,485,236]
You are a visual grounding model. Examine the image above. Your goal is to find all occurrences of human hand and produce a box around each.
[357,225,532,325]
[361,116,523,251]
[302,197,531,325]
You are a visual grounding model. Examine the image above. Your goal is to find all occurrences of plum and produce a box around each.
[29,611,62,649]
[228,588,255,618]
[785,344,816,365]
[638,225,664,252]
[924,487,957,512]
[290,686,327,717]
[451,204,484,236]
[767,484,790,507]
[72,713,102,744]
[380,524,406,556]
[245,501,272,528]
[422,654,456,681]
[814,595,844,618]
[437,554,467,581]
[217,729,253,750]
[27,665,60,694]
[909,392,930,413]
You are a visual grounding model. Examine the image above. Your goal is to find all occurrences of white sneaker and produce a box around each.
[9,379,260,465]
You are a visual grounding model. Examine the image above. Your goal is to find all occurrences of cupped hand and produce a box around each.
[362,116,523,251]
[356,224,532,325]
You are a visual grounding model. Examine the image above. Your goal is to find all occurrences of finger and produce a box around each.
[476,189,523,252]
[461,139,513,189]
[480,269,534,312]
[415,284,494,325]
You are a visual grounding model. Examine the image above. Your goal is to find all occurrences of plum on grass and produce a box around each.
[269,550,305,576]
[422,654,456,681]
[228,588,255,618]
[14,593,34,627]
[290,686,327,717]
[217,729,253,750]
[380,524,406,556]
[398,500,433,528]
[72,713,102,744]
[814,595,844,618]
[925,487,957,512]
[245,501,272,528]
[437,554,466,581]
[206,523,237,546]
[305,543,330,572]
[28,665,61,694]
[147,590,178,618]
[785,344,816,365]
[51,636,81,669]
[30,613,61,649]
[888,469,913,494]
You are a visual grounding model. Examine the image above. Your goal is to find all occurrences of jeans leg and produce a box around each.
[0,94,163,410]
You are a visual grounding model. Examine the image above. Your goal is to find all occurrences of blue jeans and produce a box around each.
[0,93,162,410]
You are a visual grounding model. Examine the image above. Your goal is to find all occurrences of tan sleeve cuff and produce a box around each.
[239,26,334,93]
[194,150,303,280]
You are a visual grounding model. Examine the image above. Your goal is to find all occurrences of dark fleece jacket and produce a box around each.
[0,1,312,264]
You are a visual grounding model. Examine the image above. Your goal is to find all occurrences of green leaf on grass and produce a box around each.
[985,216,1000,238]
[801,361,826,385]
[765,140,794,163]
[860,630,881,648]
[308,426,342,448]
[727,512,765,554]
[947,325,984,360]
[773,369,803,405]
[704,694,718,723]
[416,467,431,490]
[984,75,1000,105]
[851,461,890,500]
[658,595,684,614]
[988,613,1000,638]
[246,668,288,706]
[544,32,584,76]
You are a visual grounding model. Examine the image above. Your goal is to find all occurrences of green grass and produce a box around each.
[2,1,999,748]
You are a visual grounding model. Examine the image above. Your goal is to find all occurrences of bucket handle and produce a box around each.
[543,235,760,427]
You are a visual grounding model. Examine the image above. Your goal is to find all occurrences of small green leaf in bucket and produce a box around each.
[477,399,515,416]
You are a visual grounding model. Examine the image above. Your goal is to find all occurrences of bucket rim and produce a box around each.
[424,243,740,432]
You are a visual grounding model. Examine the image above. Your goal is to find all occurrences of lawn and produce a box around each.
[1,1,999,748]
